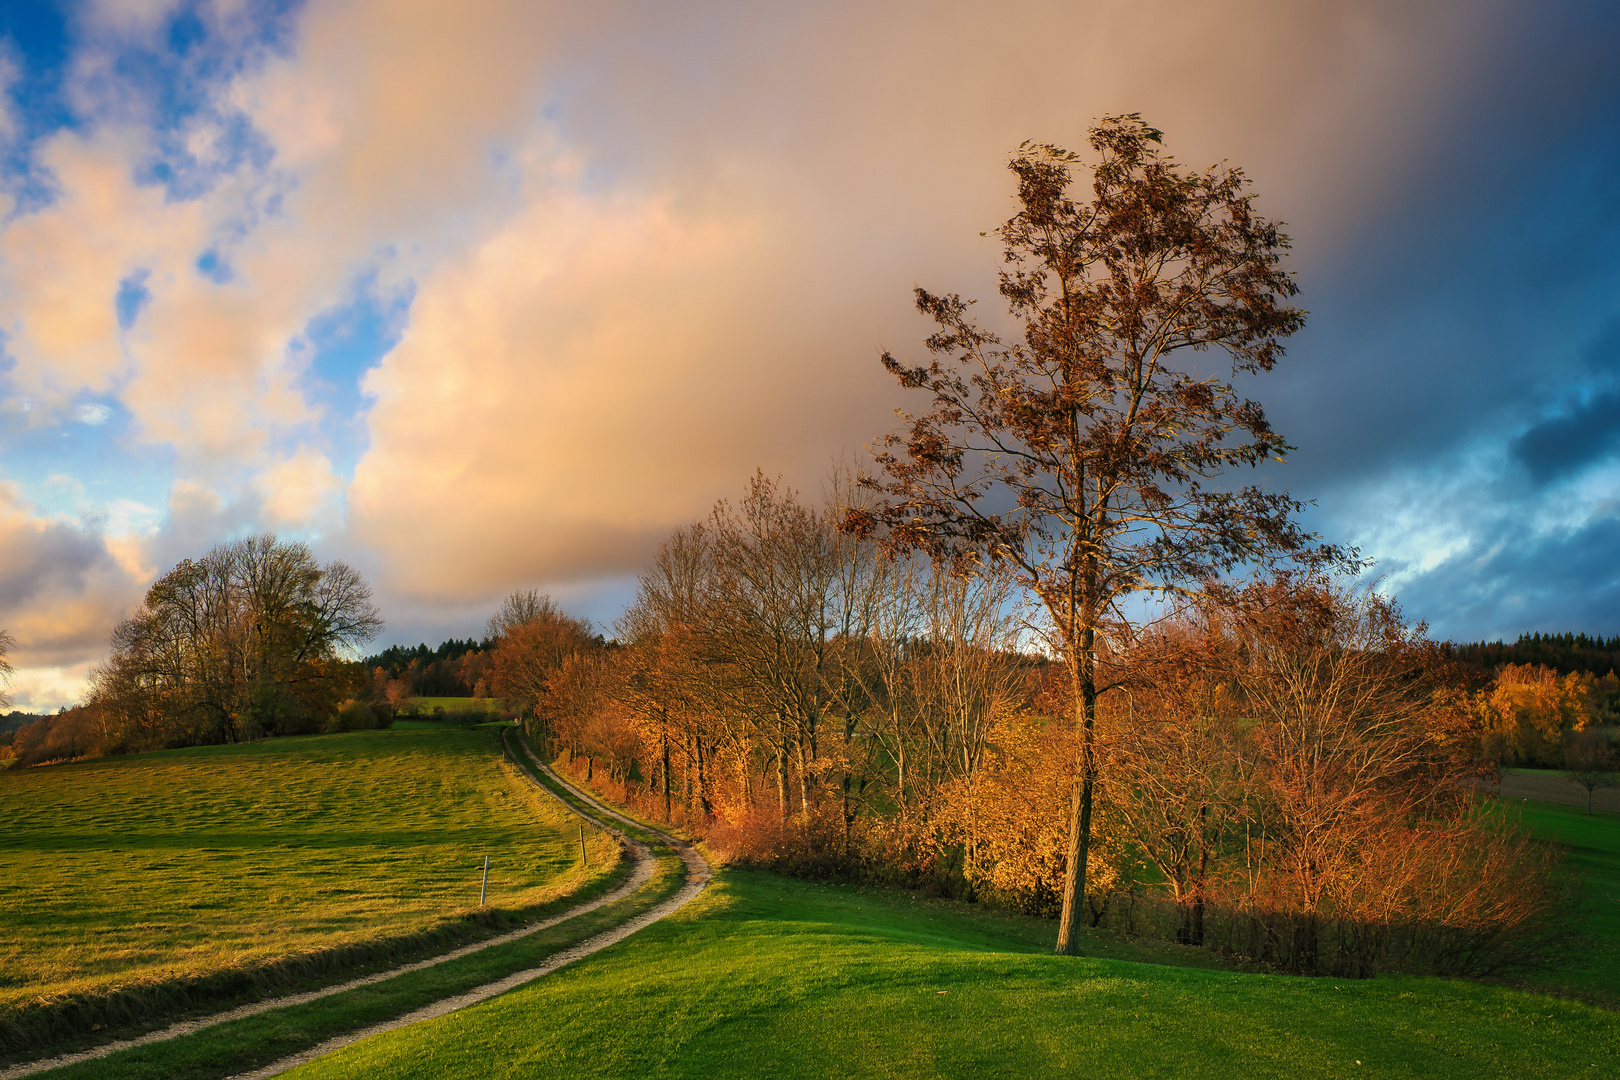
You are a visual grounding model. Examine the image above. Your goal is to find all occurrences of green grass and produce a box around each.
[0,723,617,1051]
[32,851,687,1080]
[1511,799,1620,1003]
[280,867,1619,1080]
[411,697,502,714]
[24,731,690,1080]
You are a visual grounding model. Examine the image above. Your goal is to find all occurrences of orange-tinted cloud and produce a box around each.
[0,0,1543,695]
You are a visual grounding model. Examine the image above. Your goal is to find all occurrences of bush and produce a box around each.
[326,700,394,733]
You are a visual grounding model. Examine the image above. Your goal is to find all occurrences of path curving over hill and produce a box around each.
[224,731,710,1079]
[1,728,708,1080]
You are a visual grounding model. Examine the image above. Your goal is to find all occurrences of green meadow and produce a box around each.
[6,729,1618,1080]
[0,723,616,1052]
[283,863,1619,1080]
[1513,800,1620,1004]
[409,697,502,715]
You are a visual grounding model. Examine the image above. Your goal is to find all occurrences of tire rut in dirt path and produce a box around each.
[225,732,710,1080]
[0,733,650,1080]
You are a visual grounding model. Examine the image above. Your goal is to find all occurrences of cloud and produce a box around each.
[257,449,341,529]
[3,0,1618,688]
[3,662,101,714]
[0,482,146,673]
[338,0,1537,602]
[1511,389,1620,485]
[1391,511,1620,642]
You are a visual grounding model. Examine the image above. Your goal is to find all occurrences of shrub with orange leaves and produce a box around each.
[933,708,1129,917]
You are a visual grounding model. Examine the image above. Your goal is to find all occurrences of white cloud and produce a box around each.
[0,0,1545,672]
[257,450,342,530]
[0,482,147,673]
[3,662,99,714]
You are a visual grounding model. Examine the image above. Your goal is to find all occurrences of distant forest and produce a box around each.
[361,638,499,698]
[7,630,1618,734]
[1452,632,1620,676]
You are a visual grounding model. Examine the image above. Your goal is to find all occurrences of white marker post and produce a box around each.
[479,854,489,907]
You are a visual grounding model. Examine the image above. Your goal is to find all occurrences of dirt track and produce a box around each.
[228,733,709,1079]
[1,732,706,1080]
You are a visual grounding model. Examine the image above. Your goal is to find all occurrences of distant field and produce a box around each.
[0,723,603,1044]
[285,866,1620,1080]
[410,697,503,714]
[1498,769,1620,814]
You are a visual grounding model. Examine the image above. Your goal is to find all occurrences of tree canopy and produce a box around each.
[90,535,383,747]
[844,115,1337,952]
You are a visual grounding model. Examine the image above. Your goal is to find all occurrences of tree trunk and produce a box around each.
[1191,804,1209,947]
[696,735,714,821]
[1055,632,1098,955]
[662,732,673,822]
[776,742,788,818]
[796,735,811,812]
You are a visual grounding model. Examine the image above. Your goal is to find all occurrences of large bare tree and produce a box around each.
[92,535,382,744]
[844,115,1337,953]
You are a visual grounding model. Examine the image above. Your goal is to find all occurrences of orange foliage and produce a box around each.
[1475,663,1592,766]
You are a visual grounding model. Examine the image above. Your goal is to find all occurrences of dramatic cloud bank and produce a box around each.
[2,0,1619,709]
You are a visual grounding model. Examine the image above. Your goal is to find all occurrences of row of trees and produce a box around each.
[479,116,1573,975]
[363,639,498,698]
[1456,632,1620,678]
[80,536,383,753]
[488,481,1559,977]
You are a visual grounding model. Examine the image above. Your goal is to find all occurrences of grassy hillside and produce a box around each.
[0,723,614,1050]
[283,865,1618,1080]
[1513,800,1620,1003]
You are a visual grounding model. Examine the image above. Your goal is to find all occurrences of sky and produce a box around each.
[2,0,1620,711]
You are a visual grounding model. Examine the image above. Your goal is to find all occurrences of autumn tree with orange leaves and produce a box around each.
[844,115,1342,954]
[487,590,598,745]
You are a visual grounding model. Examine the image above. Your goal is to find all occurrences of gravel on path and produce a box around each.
[0,734,650,1080]
[226,732,710,1080]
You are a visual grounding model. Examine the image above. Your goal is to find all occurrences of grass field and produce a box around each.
[0,723,618,1053]
[33,851,688,1080]
[1512,800,1620,1004]
[12,735,1618,1078]
[1499,769,1620,815]
[282,864,1619,1080]
[409,698,502,714]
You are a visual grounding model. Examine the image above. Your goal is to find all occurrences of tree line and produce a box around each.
[482,478,1568,979]
[2,536,386,766]
[362,638,499,699]
[475,116,1591,976]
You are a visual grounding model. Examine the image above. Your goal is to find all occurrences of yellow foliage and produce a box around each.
[934,709,1124,911]
[1474,664,1591,766]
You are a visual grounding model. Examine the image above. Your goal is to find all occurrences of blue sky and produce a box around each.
[2,0,1619,709]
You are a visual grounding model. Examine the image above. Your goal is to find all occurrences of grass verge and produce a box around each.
[280,865,1620,1080]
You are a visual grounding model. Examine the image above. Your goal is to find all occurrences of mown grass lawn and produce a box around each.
[0,723,602,1024]
[1513,799,1620,1003]
[285,865,1619,1080]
